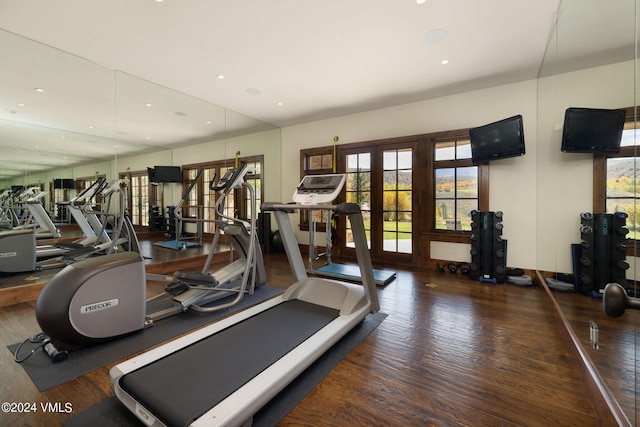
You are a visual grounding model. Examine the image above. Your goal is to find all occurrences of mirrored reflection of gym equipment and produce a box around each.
[0,186,62,239]
[0,178,139,273]
[153,180,203,250]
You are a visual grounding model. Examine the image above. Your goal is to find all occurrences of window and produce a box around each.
[433,138,478,231]
[345,152,372,249]
[129,172,150,226]
[183,156,264,234]
[595,108,639,239]
[300,131,488,268]
[382,148,412,253]
[300,147,335,228]
[240,159,263,219]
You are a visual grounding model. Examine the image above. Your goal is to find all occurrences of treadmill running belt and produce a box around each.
[119,299,339,426]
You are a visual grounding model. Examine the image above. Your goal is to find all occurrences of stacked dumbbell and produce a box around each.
[579,212,628,296]
[469,210,506,283]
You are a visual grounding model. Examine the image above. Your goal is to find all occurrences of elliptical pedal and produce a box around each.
[174,271,218,283]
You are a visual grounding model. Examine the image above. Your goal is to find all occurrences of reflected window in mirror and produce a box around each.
[183,155,264,234]
[120,171,153,227]
[594,107,640,240]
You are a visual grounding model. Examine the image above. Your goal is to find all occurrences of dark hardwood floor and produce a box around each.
[554,289,638,424]
[0,228,612,426]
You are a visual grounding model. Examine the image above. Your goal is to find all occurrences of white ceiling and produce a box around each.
[0,0,635,180]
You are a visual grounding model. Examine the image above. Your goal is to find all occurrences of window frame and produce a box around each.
[182,155,264,233]
[300,129,489,269]
[593,106,638,245]
[431,133,485,232]
[299,146,336,231]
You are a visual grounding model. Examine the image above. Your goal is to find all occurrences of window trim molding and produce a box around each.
[300,128,489,269]
[593,106,637,213]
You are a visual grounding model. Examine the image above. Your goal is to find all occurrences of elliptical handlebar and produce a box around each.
[70,177,107,206]
[210,163,249,193]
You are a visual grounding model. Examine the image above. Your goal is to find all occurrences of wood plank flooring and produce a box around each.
[554,289,638,424]
[0,235,613,426]
[282,270,600,426]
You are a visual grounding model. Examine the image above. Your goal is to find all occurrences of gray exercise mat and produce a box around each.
[8,285,283,391]
[62,311,387,427]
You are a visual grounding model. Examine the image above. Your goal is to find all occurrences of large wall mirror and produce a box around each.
[537,0,638,423]
[0,28,281,207]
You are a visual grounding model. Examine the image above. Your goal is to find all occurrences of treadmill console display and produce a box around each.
[293,174,346,205]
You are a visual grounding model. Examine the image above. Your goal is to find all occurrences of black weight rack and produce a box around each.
[578,212,629,296]
[469,210,507,283]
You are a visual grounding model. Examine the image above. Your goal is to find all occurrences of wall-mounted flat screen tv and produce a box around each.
[469,114,525,164]
[154,166,182,183]
[53,178,76,189]
[561,107,626,153]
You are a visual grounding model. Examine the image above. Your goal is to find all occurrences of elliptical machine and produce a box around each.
[33,164,265,354]
[146,163,266,320]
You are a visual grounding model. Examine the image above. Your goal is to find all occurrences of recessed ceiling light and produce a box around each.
[145,103,153,107]
[416,0,427,4]
[246,88,261,95]
[276,102,284,106]
[441,59,449,65]
[34,88,44,93]
[425,28,448,43]
[205,120,212,124]
[217,75,225,80]
[88,125,94,129]
[17,103,25,107]
[146,137,151,140]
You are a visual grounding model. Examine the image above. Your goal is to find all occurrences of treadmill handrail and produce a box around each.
[262,201,380,314]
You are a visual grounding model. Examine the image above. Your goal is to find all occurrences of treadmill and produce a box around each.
[110,177,380,427]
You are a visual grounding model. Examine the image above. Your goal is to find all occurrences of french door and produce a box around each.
[338,142,414,265]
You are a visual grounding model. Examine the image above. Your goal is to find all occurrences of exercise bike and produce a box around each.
[33,164,265,355]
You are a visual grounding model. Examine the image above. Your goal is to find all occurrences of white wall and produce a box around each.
[281,79,539,270]
[7,61,633,274]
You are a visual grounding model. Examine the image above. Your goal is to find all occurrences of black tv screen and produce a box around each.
[469,115,525,164]
[53,178,76,189]
[154,166,182,183]
[561,107,626,153]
